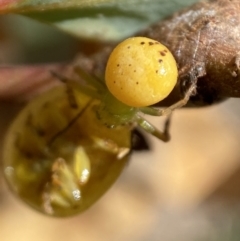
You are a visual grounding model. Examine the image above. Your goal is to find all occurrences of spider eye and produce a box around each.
[105,37,178,107]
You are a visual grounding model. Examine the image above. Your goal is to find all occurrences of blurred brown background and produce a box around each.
[1,14,240,241]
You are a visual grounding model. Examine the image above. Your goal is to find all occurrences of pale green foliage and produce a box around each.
[0,0,199,41]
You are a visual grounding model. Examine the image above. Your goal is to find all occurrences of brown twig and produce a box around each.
[73,0,240,107]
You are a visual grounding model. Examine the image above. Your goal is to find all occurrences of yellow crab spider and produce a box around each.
[73,37,196,141]
[3,37,196,217]
[59,37,196,141]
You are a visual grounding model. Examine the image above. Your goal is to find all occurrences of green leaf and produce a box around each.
[0,0,199,41]
[0,0,117,12]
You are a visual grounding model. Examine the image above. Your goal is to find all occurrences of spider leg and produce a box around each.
[135,114,171,142]
[74,66,106,92]
[48,99,94,146]
[140,80,197,116]
[65,83,78,109]
[51,71,78,109]
[51,68,102,102]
